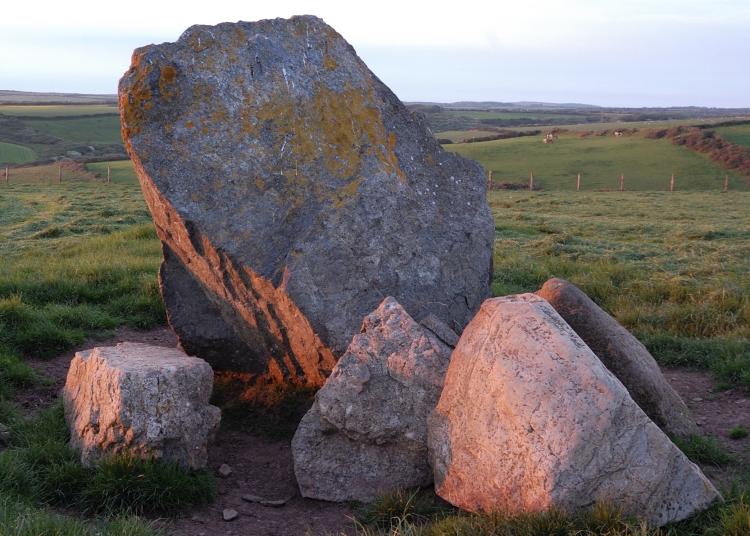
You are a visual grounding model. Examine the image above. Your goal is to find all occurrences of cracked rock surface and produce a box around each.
[428,294,721,526]
[293,297,453,502]
[118,15,493,385]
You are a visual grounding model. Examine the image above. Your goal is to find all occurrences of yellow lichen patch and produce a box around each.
[323,56,338,70]
[186,121,195,129]
[164,124,173,133]
[331,177,363,209]
[428,155,435,165]
[389,131,397,149]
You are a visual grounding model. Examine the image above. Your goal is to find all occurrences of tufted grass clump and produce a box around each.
[352,497,651,536]
[729,426,750,440]
[670,434,736,467]
[76,453,217,516]
[0,401,216,517]
[0,495,167,536]
[353,487,452,531]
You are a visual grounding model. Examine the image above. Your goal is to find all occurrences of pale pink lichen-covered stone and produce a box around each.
[428,294,720,526]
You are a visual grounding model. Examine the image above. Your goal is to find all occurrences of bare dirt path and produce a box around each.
[17,327,750,535]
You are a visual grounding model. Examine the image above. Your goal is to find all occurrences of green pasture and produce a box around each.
[28,116,123,144]
[0,183,163,358]
[3,163,98,184]
[87,160,138,183]
[0,142,35,165]
[0,182,750,533]
[445,131,748,190]
[713,123,750,150]
[0,105,119,117]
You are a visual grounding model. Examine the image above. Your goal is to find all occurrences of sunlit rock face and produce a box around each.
[118,15,493,386]
[536,278,698,439]
[428,294,721,527]
[62,343,220,470]
[293,297,453,502]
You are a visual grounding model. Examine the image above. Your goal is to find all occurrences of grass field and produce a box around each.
[87,160,139,183]
[28,116,123,144]
[444,131,748,191]
[0,105,119,117]
[1,181,750,533]
[0,183,163,358]
[3,163,99,183]
[713,124,750,150]
[0,142,35,165]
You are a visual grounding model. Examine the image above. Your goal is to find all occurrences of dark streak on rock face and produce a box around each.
[119,15,494,385]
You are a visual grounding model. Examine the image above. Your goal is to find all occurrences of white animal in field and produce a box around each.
[614,130,623,137]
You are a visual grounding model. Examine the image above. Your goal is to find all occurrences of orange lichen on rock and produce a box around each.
[161,65,177,84]
[119,51,153,141]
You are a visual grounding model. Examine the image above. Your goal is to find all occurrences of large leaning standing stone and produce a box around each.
[536,278,698,439]
[428,294,720,526]
[118,15,493,385]
[62,342,221,469]
[292,297,452,502]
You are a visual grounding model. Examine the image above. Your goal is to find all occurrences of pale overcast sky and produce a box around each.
[1,0,749,107]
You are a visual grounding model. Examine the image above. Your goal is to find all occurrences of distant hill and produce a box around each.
[407,101,601,110]
[0,90,117,105]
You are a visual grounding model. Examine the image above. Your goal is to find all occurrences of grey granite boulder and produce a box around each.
[62,342,220,469]
[428,294,720,526]
[118,15,493,386]
[292,297,452,502]
[536,278,698,439]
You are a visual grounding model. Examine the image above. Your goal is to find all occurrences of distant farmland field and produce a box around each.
[442,109,583,121]
[713,124,750,150]
[0,141,35,165]
[444,131,748,191]
[0,105,119,117]
[29,115,124,144]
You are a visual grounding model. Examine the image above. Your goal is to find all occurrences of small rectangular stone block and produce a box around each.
[62,342,221,469]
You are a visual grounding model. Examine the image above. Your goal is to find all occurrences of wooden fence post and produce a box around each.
[725,174,729,192]
[670,173,674,192]
[530,172,534,191]
[58,165,62,183]
[577,173,581,191]
[4,166,7,183]
[620,173,625,192]
[107,166,111,184]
